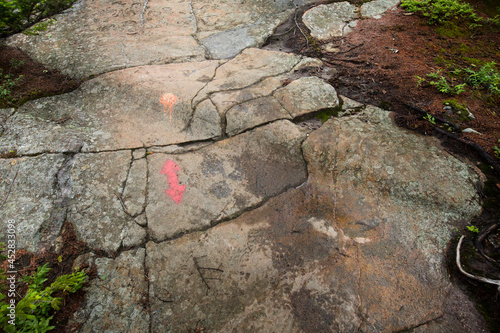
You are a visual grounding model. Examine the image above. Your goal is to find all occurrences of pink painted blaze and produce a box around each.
[160,159,186,204]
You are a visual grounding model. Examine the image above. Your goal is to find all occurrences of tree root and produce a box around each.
[456,235,500,292]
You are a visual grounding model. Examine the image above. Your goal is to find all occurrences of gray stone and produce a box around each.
[361,0,400,19]
[7,0,206,78]
[193,0,314,41]
[225,96,291,136]
[302,2,358,40]
[145,105,484,332]
[274,76,339,118]
[0,108,15,126]
[69,151,146,252]
[0,154,66,252]
[340,95,364,110]
[193,48,302,106]
[132,149,146,160]
[149,141,213,154]
[188,99,222,139]
[134,213,148,227]
[201,12,292,59]
[210,76,284,115]
[70,249,149,333]
[302,106,482,274]
[292,57,324,71]
[122,157,147,217]
[0,61,222,155]
[146,120,307,242]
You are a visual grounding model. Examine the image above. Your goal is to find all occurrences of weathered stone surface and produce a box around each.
[6,0,319,78]
[146,120,307,242]
[122,157,147,217]
[303,106,482,273]
[340,95,364,110]
[70,249,149,333]
[193,0,314,41]
[193,48,302,105]
[274,76,339,118]
[145,105,483,332]
[69,151,146,252]
[0,61,222,155]
[302,2,358,40]
[225,96,291,136]
[361,0,400,19]
[0,154,66,252]
[0,108,15,126]
[201,12,291,59]
[7,0,206,78]
[210,76,284,115]
[132,148,147,160]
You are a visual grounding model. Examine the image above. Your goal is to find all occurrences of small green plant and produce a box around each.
[9,58,25,69]
[462,62,500,95]
[0,69,24,100]
[401,0,482,25]
[427,75,454,94]
[423,113,436,125]
[0,0,74,37]
[494,140,500,159]
[466,225,479,233]
[415,75,426,86]
[0,261,87,333]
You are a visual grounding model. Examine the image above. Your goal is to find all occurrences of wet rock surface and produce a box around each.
[0,0,493,331]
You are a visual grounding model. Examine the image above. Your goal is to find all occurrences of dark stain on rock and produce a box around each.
[252,186,339,272]
[291,288,337,333]
[209,180,231,198]
[201,155,226,177]
[239,143,307,198]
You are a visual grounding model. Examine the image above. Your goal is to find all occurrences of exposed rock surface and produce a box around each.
[0,154,66,252]
[361,0,401,19]
[146,120,307,242]
[69,151,146,253]
[273,76,339,117]
[6,0,317,77]
[302,0,400,40]
[145,106,484,332]
[0,61,222,155]
[0,0,491,331]
[70,249,149,332]
[302,2,358,40]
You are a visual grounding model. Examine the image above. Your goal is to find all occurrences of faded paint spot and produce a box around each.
[159,93,178,123]
[308,217,338,239]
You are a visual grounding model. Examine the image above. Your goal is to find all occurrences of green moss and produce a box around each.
[378,100,391,110]
[316,108,339,123]
[463,57,485,66]
[458,43,470,53]
[435,21,469,38]
[433,55,455,67]
[443,99,471,120]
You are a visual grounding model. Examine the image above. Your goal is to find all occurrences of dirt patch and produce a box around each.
[0,44,80,108]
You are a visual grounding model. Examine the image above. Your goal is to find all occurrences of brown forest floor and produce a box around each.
[0,0,499,331]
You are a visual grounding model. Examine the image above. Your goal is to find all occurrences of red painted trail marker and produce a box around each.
[160,159,186,204]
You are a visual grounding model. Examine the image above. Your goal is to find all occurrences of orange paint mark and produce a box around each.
[159,93,178,123]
